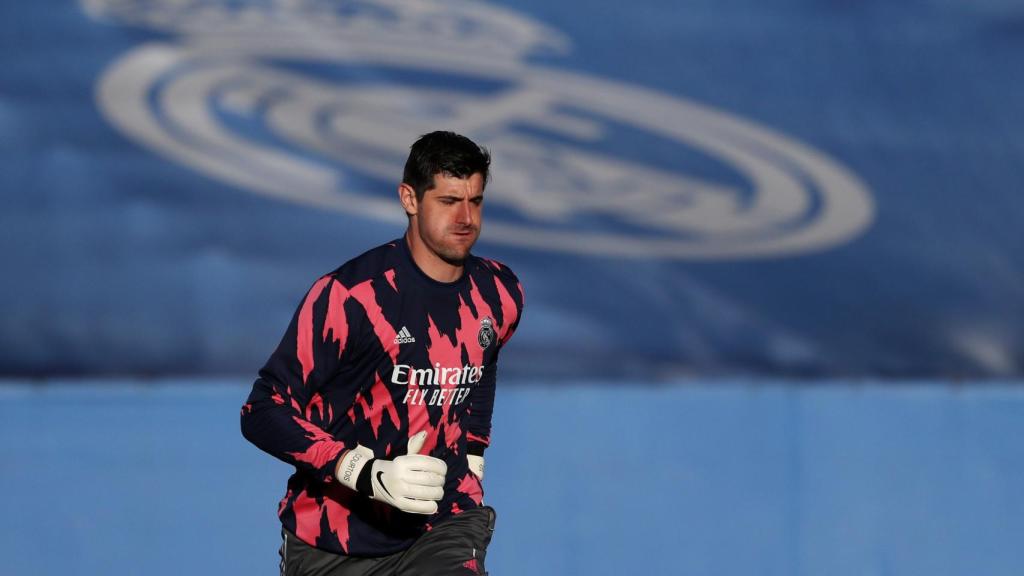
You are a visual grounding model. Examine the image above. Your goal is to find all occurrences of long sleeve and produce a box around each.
[241,275,357,483]
[466,272,523,455]
[239,243,525,556]
[465,355,497,455]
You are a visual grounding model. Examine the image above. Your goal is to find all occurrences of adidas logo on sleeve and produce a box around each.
[393,326,416,345]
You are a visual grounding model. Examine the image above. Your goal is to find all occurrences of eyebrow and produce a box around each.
[437,194,484,201]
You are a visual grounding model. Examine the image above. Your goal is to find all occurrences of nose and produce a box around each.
[456,199,473,224]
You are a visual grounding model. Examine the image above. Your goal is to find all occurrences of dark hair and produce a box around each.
[402,131,491,200]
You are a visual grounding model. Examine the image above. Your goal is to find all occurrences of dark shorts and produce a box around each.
[279,506,496,576]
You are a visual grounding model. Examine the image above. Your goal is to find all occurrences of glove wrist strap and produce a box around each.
[467,454,485,481]
[336,445,375,493]
[356,459,375,495]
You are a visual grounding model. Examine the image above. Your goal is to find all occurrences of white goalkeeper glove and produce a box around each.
[336,431,447,515]
[467,454,485,481]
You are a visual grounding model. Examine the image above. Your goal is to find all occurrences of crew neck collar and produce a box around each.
[397,236,471,289]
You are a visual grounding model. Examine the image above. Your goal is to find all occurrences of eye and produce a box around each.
[471,197,483,206]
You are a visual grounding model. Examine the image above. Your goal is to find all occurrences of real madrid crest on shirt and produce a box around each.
[478,317,494,349]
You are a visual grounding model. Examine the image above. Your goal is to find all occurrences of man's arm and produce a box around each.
[465,359,497,479]
[466,269,524,479]
[241,275,356,483]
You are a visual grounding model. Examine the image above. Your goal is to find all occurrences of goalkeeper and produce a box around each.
[241,131,523,575]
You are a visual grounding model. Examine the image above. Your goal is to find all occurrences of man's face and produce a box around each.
[409,172,485,265]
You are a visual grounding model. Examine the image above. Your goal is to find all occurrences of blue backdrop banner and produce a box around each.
[2,0,1023,378]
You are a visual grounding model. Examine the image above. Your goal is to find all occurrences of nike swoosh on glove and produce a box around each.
[336,431,447,514]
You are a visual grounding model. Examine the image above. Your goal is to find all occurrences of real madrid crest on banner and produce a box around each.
[478,317,494,349]
[83,0,874,261]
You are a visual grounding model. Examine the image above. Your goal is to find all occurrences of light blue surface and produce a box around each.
[1,380,1021,575]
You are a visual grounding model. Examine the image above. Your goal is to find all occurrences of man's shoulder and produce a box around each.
[326,239,403,288]
[471,254,524,301]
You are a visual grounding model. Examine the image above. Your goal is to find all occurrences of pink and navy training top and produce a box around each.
[241,238,523,557]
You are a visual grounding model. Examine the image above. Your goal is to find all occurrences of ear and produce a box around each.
[398,183,418,216]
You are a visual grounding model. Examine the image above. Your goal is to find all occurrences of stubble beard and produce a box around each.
[427,228,478,266]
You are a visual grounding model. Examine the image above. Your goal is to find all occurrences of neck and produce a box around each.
[404,230,464,283]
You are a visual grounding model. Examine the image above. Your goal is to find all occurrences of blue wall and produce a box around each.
[3,380,1021,575]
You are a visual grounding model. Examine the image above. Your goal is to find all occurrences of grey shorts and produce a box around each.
[279,506,496,576]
